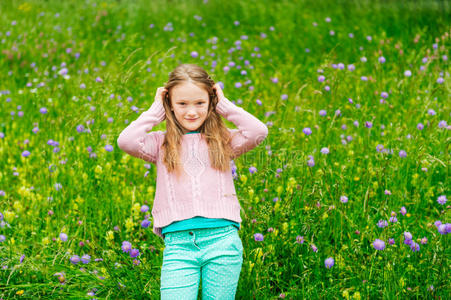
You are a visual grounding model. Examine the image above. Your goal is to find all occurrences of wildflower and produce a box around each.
[59,233,68,242]
[141,205,149,213]
[438,121,447,128]
[404,232,413,244]
[249,166,257,174]
[437,195,447,205]
[296,235,304,244]
[373,239,385,250]
[404,70,412,77]
[417,123,424,130]
[377,220,388,228]
[319,110,327,116]
[121,241,132,253]
[437,224,447,235]
[254,233,264,241]
[388,238,395,245]
[436,77,444,84]
[324,257,334,269]
[303,127,312,135]
[389,216,397,223]
[378,56,386,63]
[318,75,325,82]
[320,147,329,154]
[311,244,318,252]
[130,249,140,258]
[400,207,407,215]
[81,254,91,264]
[399,150,407,158]
[340,195,348,203]
[307,156,315,167]
[141,219,151,228]
[70,255,80,264]
[410,242,420,252]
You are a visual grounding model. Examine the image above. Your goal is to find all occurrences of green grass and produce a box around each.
[0,0,450,298]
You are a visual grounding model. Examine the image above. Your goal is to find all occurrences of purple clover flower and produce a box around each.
[324,257,334,269]
[400,207,407,215]
[437,224,447,235]
[130,249,140,258]
[141,219,151,228]
[320,147,329,154]
[70,255,81,264]
[254,233,264,241]
[121,241,132,253]
[60,233,68,242]
[303,127,312,135]
[377,220,388,228]
[410,242,420,252]
[141,205,149,213]
[437,195,447,205]
[81,254,91,264]
[373,239,385,250]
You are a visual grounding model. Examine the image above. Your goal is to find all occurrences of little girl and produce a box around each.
[117,64,268,299]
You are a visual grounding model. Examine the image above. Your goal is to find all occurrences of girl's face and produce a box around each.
[169,81,210,134]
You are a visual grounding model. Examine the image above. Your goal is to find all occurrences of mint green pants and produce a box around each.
[160,225,243,299]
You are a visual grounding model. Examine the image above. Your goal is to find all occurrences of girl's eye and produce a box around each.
[197,102,204,105]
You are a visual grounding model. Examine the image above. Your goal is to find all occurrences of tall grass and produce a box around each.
[0,0,449,298]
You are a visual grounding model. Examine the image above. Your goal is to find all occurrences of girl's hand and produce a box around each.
[213,83,225,102]
[155,87,168,105]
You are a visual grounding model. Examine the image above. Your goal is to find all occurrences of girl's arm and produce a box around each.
[117,99,165,164]
[214,85,268,158]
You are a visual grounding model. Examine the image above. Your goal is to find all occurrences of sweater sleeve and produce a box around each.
[215,96,268,158]
[117,100,166,164]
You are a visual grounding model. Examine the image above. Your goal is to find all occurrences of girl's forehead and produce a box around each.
[171,82,209,101]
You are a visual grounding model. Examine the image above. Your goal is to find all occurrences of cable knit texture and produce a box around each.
[117,97,268,240]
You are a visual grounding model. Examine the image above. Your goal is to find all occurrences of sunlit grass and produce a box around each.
[0,0,449,298]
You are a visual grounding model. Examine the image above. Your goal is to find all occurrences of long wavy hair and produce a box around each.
[162,64,235,178]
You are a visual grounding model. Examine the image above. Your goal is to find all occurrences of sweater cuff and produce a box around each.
[215,97,236,117]
[147,100,166,123]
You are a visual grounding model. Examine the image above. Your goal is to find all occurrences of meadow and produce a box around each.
[0,0,450,298]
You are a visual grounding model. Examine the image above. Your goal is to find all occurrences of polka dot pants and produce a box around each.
[160,225,243,299]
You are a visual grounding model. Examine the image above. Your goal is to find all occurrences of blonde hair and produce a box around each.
[162,64,235,178]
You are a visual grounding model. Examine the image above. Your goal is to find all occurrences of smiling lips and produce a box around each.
[186,118,198,121]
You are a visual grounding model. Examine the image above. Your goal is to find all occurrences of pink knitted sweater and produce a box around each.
[117,96,268,239]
